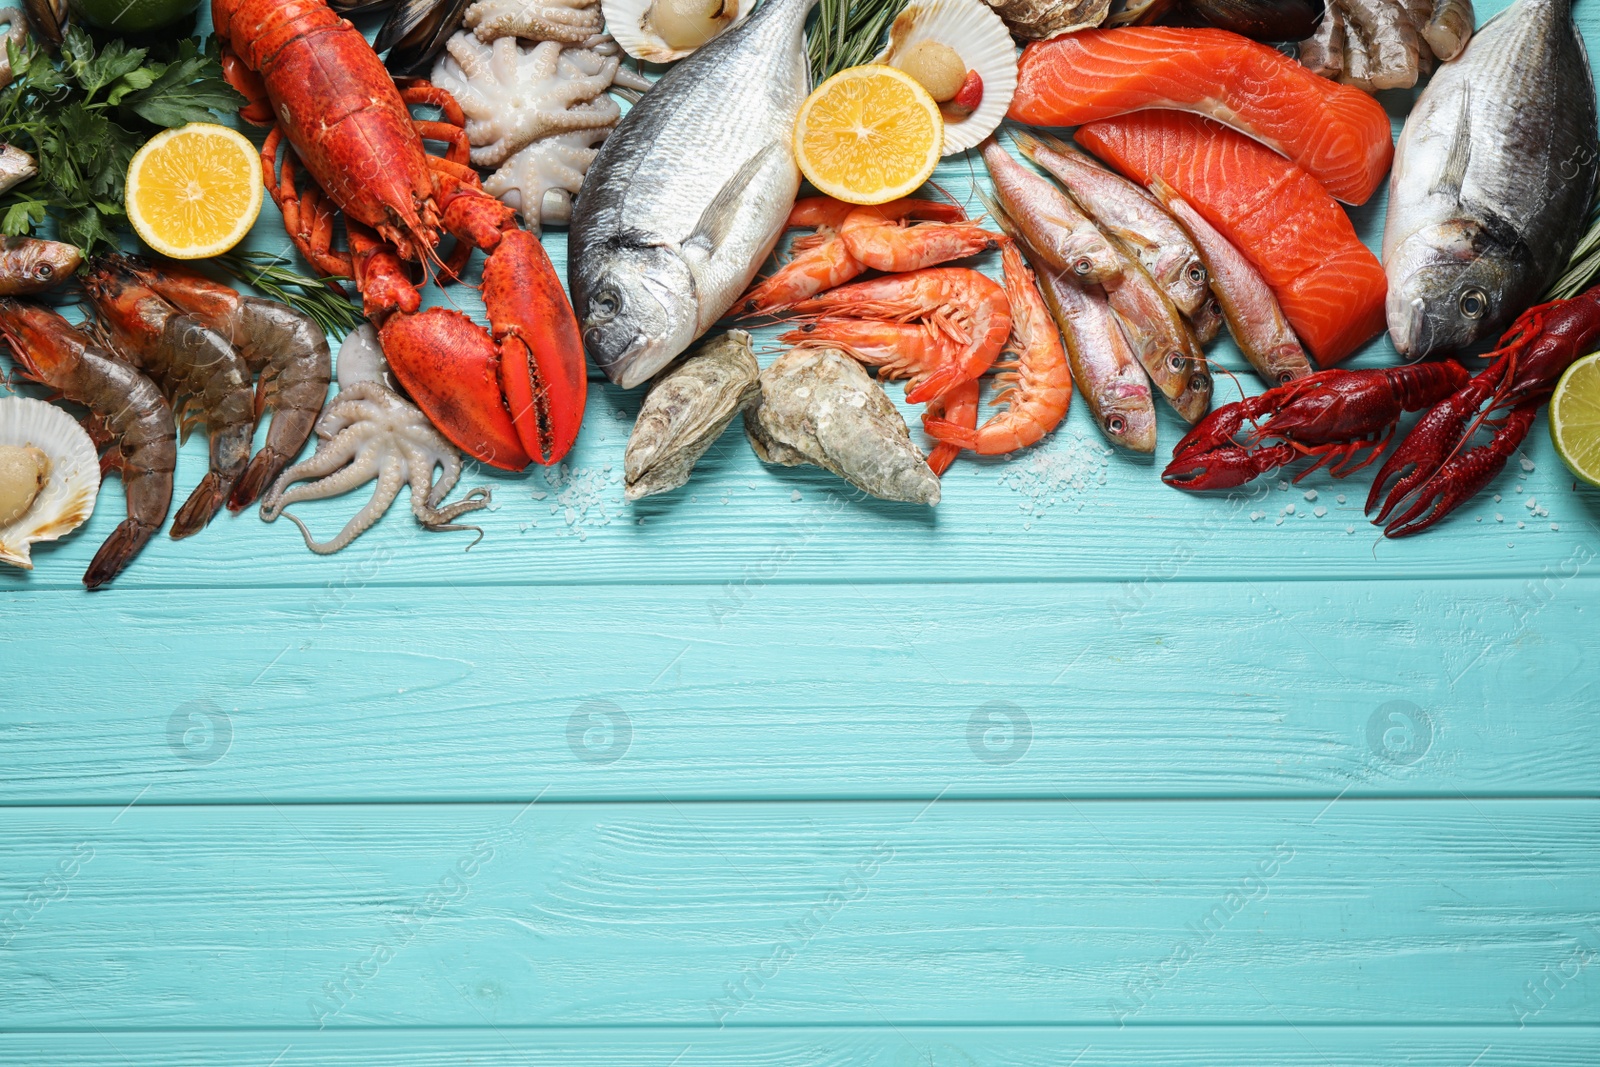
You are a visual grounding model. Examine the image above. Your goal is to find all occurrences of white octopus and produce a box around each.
[464,0,604,44]
[260,326,491,554]
[433,32,648,227]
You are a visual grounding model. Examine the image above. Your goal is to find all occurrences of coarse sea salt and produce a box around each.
[997,430,1112,521]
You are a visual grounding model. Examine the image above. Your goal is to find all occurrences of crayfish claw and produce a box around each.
[1378,404,1539,537]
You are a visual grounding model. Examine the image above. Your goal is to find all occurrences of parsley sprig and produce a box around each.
[0,27,245,254]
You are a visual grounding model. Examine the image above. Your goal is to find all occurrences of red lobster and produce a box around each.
[1162,362,1470,491]
[213,0,585,470]
[1369,285,1600,536]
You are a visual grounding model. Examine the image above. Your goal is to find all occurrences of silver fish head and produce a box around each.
[575,245,700,390]
[1385,217,1531,359]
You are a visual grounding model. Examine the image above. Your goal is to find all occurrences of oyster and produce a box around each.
[625,330,760,500]
[744,347,940,505]
[0,396,100,570]
[603,0,757,63]
[880,0,1019,155]
[986,0,1109,39]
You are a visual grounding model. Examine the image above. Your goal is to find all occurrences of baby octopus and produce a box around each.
[432,33,648,228]
[260,326,492,553]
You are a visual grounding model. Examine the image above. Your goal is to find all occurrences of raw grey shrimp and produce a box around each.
[118,255,333,510]
[81,258,257,539]
[0,300,177,589]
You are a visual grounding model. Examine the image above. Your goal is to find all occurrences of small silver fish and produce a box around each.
[980,138,1121,284]
[0,143,37,197]
[1101,247,1211,424]
[744,347,940,505]
[1384,0,1597,358]
[570,0,816,389]
[0,237,80,295]
[625,330,761,500]
[990,197,1157,451]
[1013,130,1209,318]
[1153,181,1312,386]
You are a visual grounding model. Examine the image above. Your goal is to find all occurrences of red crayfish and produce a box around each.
[1162,361,1470,491]
[1165,283,1600,536]
[213,0,585,470]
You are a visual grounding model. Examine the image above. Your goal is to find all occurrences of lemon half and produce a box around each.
[126,124,263,260]
[794,65,943,206]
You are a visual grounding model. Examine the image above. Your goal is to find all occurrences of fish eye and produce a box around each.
[591,289,620,318]
[1459,287,1488,318]
[1190,373,1211,392]
[1187,265,1206,284]
[35,264,51,279]
[1106,414,1126,434]
[1073,258,1093,276]
[1277,371,1295,384]
[1166,351,1187,373]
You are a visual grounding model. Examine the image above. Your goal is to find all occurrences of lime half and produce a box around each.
[1549,351,1600,488]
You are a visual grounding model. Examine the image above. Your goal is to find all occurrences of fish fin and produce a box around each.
[684,141,789,256]
[1432,89,1473,198]
[974,189,1018,241]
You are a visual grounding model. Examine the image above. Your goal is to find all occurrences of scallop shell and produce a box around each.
[0,396,100,570]
[877,0,1018,155]
[602,0,757,63]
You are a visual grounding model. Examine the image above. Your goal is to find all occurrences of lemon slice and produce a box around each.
[126,123,263,259]
[794,65,943,206]
[1550,351,1600,488]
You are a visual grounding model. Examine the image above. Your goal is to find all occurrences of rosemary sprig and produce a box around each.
[215,250,366,339]
[1543,191,1600,303]
[809,0,910,84]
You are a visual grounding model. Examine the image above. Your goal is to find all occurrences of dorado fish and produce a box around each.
[569,0,816,388]
[1384,0,1598,359]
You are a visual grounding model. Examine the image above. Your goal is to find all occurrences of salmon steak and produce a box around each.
[1008,27,1395,206]
[1077,111,1387,367]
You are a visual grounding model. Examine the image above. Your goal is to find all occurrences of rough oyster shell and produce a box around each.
[878,0,1019,155]
[602,0,757,63]
[625,330,760,500]
[744,347,940,505]
[987,0,1110,39]
[0,396,100,570]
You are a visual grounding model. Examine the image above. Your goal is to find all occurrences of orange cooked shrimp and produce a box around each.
[779,319,962,382]
[923,378,980,476]
[739,197,974,315]
[785,267,1012,404]
[924,244,1072,455]
[838,202,1001,273]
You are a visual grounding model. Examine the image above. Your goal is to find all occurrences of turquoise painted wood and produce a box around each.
[2,0,1598,1062]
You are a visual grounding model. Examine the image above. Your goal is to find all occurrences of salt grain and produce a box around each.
[1495,513,1504,522]
[1304,489,1318,502]
[791,490,802,501]
[1314,506,1327,517]
[1285,503,1296,515]
[1521,456,1535,472]
[1336,494,1346,505]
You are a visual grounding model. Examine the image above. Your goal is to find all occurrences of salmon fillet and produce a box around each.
[1009,27,1395,206]
[1076,112,1387,366]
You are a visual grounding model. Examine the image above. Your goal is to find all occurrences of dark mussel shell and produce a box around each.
[21,0,67,46]
[1177,0,1322,40]
[376,0,472,76]
[328,0,400,12]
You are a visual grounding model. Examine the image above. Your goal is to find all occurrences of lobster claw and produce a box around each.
[379,230,586,471]
[485,230,587,466]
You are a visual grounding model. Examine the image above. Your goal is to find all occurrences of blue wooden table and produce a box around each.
[3,2,1599,1063]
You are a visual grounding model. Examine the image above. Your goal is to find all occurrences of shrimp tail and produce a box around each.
[922,416,980,450]
[230,449,293,513]
[169,473,234,540]
[84,519,160,591]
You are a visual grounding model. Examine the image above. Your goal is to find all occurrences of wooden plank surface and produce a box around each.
[3,1028,1598,1067]
[3,0,1598,1061]
[3,800,1597,1027]
[2,579,1596,804]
